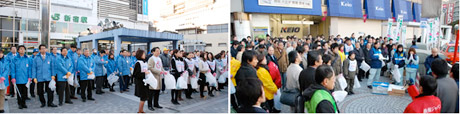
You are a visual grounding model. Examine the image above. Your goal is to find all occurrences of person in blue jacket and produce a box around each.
[11,45,32,109]
[51,47,60,82]
[29,48,39,98]
[32,44,57,107]
[103,49,110,89]
[55,48,74,106]
[0,50,9,113]
[106,53,117,92]
[67,45,79,99]
[78,48,95,102]
[392,44,406,86]
[424,48,440,75]
[6,46,18,97]
[129,51,137,85]
[367,42,383,89]
[117,50,131,93]
[94,50,108,94]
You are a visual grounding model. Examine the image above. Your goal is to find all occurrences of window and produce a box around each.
[50,22,68,33]
[207,24,228,33]
[206,43,212,47]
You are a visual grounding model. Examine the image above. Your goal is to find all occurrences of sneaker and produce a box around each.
[367,85,372,89]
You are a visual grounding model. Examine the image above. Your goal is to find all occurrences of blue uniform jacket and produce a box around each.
[51,53,61,76]
[5,52,18,75]
[392,51,406,68]
[56,55,73,82]
[369,47,382,68]
[93,55,107,76]
[78,55,94,80]
[106,59,116,76]
[0,56,9,86]
[32,53,53,82]
[12,55,32,84]
[68,50,79,74]
[117,56,131,76]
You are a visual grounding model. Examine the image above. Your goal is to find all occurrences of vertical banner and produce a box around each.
[395,15,404,42]
[387,18,394,39]
[401,25,407,46]
[428,19,434,43]
[420,21,428,43]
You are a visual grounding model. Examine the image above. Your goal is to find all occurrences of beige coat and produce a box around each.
[147,56,164,90]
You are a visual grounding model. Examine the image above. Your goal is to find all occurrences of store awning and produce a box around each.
[365,0,391,20]
[392,0,413,21]
[77,28,183,55]
[327,0,363,18]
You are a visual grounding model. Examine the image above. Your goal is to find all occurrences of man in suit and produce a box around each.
[266,46,278,66]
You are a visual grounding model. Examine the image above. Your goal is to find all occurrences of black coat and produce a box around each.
[234,63,258,85]
[133,61,149,100]
[299,66,316,92]
[363,48,371,64]
[353,48,365,66]
[236,106,267,113]
[266,54,278,66]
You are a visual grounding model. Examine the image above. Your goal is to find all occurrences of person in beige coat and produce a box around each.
[147,47,166,111]
[274,41,288,86]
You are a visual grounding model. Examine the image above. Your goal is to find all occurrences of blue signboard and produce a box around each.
[243,0,322,16]
[143,0,148,15]
[327,0,363,18]
[412,3,427,22]
[392,0,413,21]
[365,0,391,20]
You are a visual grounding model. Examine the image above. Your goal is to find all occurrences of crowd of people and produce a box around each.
[0,44,228,113]
[230,34,459,113]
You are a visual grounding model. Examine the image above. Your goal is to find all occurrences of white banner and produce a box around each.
[395,15,404,43]
[258,0,313,9]
[387,18,394,39]
[401,26,406,46]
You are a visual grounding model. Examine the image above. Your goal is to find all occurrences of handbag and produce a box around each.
[280,87,300,106]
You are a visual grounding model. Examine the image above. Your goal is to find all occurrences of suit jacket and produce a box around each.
[274,48,288,73]
[266,54,278,66]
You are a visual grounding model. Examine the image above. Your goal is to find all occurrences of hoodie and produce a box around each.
[302,84,339,113]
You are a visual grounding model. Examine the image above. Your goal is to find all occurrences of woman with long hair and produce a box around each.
[184,52,196,99]
[198,52,211,98]
[405,48,419,84]
[206,52,217,96]
[170,50,188,104]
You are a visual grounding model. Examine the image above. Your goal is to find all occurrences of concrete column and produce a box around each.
[92,39,98,51]
[147,42,152,52]
[114,36,121,56]
[77,38,81,48]
[233,12,251,41]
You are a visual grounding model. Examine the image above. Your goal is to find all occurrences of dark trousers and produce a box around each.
[95,76,104,92]
[148,90,160,107]
[37,81,54,105]
[56,81,71,103]
[76,75,81,94]
[346,79,354,93]
[8,76,14,96]
[161,79,165,92]
[199,84,211,97]
[185,84,193,98]
[119,75,129,91]
[230,93,238,110]
[79,80,93,100]
[16,84,27,106]
[30,83,35,96]
[358,69,365,81]
[103,76,109,88]
[170,89,179,102]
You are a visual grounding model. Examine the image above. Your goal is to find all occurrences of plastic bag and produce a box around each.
[337,74,347,91]
[354,75,361,88]
[88,72,96,80]
[143,72,158,89]
[103,66,107,76]
[68,74,74,86]
[332,90,348,103]
[273,89,282,110]
[230,81,236,94]
[49,79,56,91]
[25,80,31,88]
[73,75,80,87]
[360,61,371,72]
[108,72,119,85]
[176,74,188,89]
[130,68,134,75]
[190,76,199,89]
[205,72,217,87]
[391,65,401,83]
[164,73,177,89]
[218,71,228,83]
[0,82,5,90]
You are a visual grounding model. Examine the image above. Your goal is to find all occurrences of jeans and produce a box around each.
[406,68,417,83]
[119,75,129,91]
[280,72,286,87]
[396,68,404,86]
[367,68,381,86]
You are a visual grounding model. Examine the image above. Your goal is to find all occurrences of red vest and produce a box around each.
[404,95,442,113]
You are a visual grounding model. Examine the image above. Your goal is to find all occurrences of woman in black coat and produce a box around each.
[133,50,149,113]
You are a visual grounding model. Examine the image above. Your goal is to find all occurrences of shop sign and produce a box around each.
[280,27,300,33]
[51,13,88,23]
[258,0,313,9]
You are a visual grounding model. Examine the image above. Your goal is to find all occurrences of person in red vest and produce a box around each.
[404,75,441,113]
